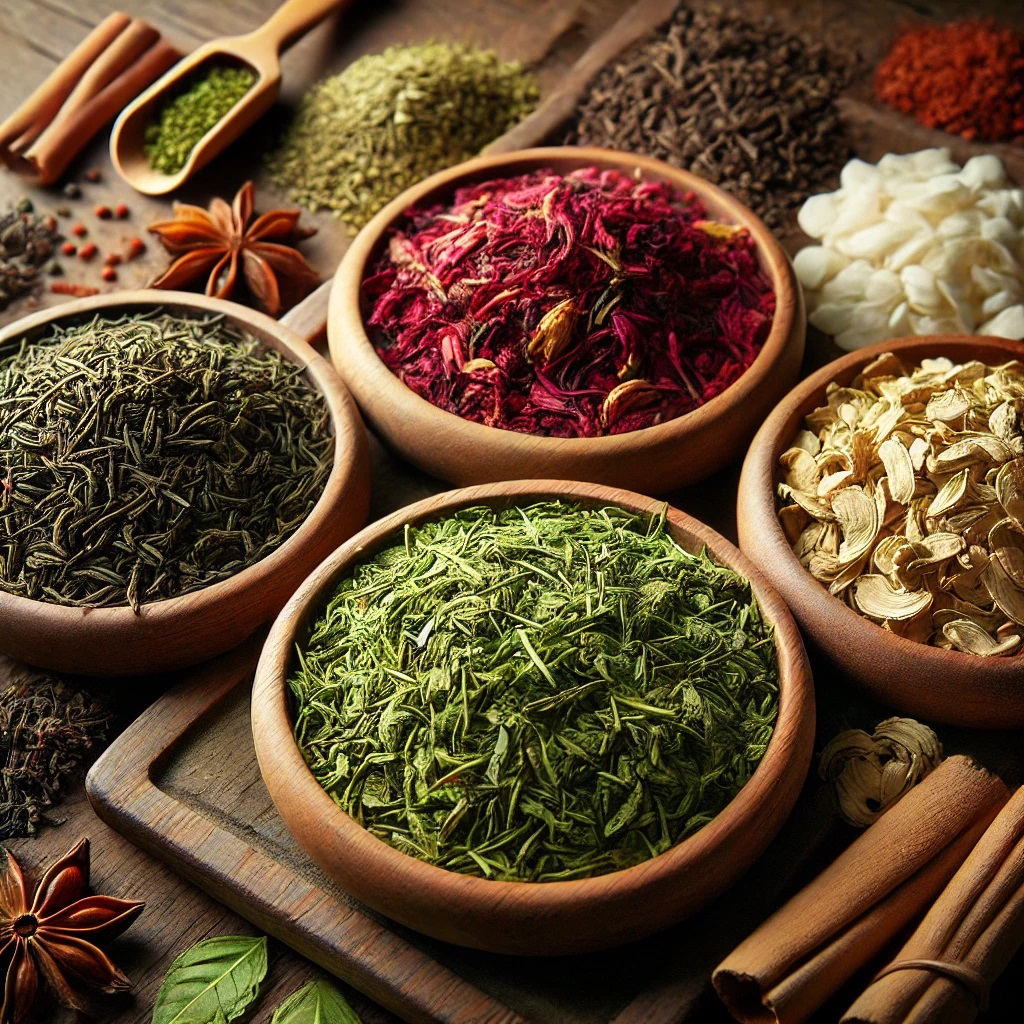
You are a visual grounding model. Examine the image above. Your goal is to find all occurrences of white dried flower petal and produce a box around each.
[979,305,1024,340]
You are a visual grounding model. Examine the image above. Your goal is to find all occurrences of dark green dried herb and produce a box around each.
[0,310,332,611]
[0,662,112,840]
[290,502,778,883]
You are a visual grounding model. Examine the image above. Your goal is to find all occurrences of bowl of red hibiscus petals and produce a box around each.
[328,146,804,492]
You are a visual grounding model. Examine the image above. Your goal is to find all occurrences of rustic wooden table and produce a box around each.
[1,1,1023,1023]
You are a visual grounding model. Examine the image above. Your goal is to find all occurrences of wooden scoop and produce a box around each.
[110,0,344,195]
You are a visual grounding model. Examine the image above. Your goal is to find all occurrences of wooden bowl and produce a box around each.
[738,335,1024,729]
[327,146,805,492]
[251,480,815,955]
[0,291,370,676]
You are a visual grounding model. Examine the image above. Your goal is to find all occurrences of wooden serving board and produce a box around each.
[86,629,845,1024]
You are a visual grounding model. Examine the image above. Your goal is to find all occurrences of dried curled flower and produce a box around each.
[148,180,319,317]
[819,717,943,827]
[0,839,144,1024]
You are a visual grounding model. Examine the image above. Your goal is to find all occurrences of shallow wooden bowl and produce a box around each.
[738,335,1024,729]
[0,291,370,676]
[251,480,815,955]
[327,146,805,492]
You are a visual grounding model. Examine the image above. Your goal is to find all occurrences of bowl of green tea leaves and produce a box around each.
[0,291,370,675]
[328,146,805,493]
[252,480,814,955]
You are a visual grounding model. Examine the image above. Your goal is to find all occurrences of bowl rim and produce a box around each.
[328,145,803,458]
[739,332,1024,679]
[252,479,814,915]
[0,289,358,626]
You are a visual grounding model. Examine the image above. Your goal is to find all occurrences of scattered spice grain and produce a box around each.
[565,5,856,229]
[875,20,1024,142]
[267,42,538,231]
[0,201,62,311]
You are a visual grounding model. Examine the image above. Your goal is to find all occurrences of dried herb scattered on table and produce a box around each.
[0,201,61,311]
[564,5,855,229]
[148,180,320,316]
[777,353,1024,655]
[144,64,256,174]
[0,663,112,841]
[0,838,144,1024]
[0,310,333,612]
[290,502,779,883]
[266,42,538,231]
[364,166,775,438]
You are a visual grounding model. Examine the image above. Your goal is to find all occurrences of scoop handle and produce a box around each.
[249,0,345,55]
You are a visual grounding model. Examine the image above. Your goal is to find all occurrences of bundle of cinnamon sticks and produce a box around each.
[714,754,1024,1024]
[0,12,180,185]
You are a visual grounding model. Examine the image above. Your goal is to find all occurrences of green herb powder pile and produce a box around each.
[145,65,257,174]
[290,502,779,882]
[266,42,539,231]
[0,311,332,611]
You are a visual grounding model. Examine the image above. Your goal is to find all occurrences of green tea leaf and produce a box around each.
[152,935,268,1024]
[271,979,362,1024]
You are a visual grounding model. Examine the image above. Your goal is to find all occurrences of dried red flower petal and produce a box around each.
[0,840,143,1024]
[364,167,775,437]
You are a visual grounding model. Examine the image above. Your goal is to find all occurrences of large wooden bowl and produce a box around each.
[0,291,370,676]
[738,335,1024,729]
[328,147,805,492]
[251,480,815,955]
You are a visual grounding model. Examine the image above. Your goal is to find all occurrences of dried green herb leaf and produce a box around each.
[271,979,361,1024]
[290,502,779,882]
[152,935,267,1024]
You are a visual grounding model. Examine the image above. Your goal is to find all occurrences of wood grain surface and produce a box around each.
[2,0,1024,1021]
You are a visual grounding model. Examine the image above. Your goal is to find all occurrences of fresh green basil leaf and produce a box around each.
[152,934,268,1024]
[271,978,362,1024]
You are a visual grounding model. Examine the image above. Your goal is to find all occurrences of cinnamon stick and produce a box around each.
[0,12,181,185]
[844,784,1024,1024]
[23,40,180,185]
[0,12,131,157]
[713,756,1009,1024]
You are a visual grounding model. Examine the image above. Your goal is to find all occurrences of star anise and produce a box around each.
[148,180,320,317]
[0,839,144,1024]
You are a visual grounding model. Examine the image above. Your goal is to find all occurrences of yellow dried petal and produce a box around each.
[981,556,1024,626]
[996,458,1024,523]
[989,517,1024,587]
[853,575,933,620]
[925,385,971,423]
[834,487,879,562]
[927,469,970,518]
[526,298,577,363]
[942,618,1021,656]
[879,436,916,504]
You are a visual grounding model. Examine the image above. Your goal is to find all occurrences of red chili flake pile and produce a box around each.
[363,167,775,437]
[875,20,1024,142]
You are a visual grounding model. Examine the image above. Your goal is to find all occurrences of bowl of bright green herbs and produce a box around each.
[0,291,370,675]
[328,146,804,493]
[252,480,814,955]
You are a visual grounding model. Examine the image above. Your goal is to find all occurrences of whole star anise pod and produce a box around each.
[148,180,320,317]
[0,839,144,1024]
